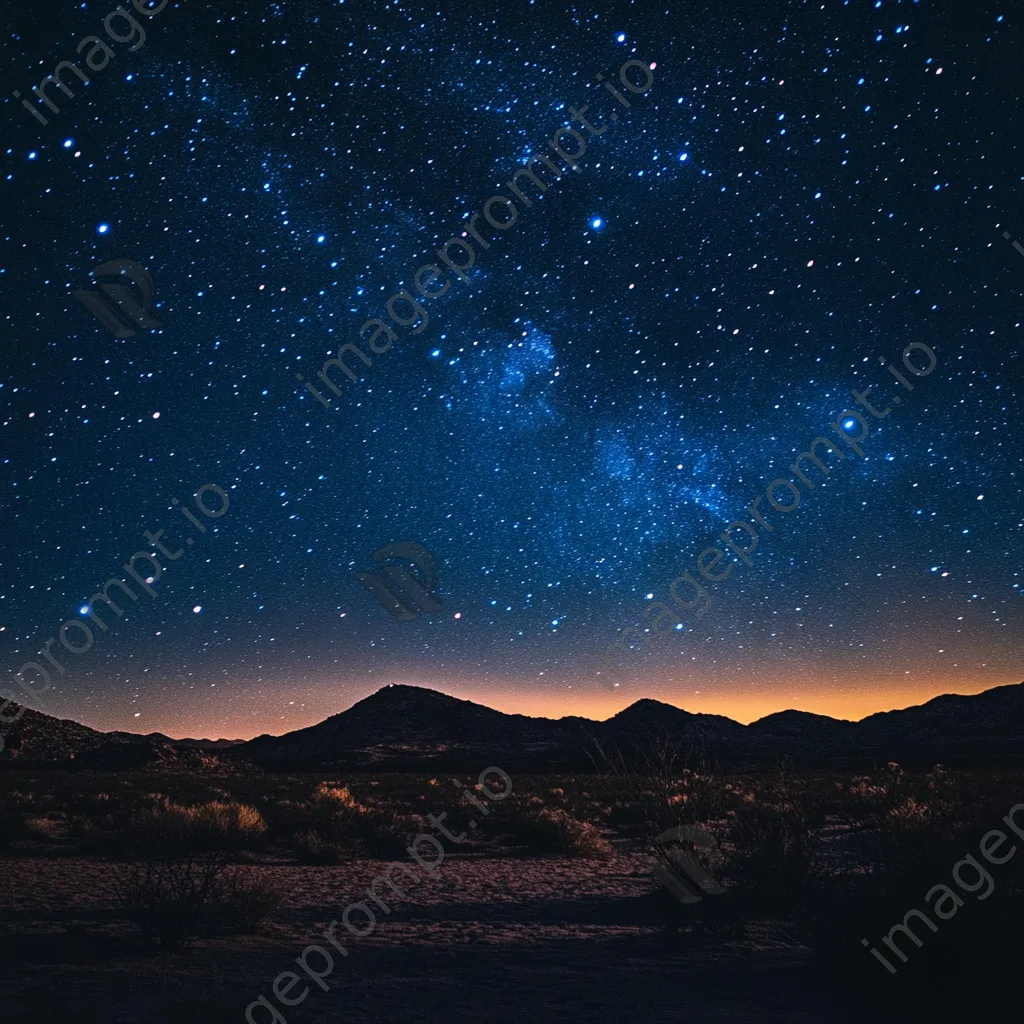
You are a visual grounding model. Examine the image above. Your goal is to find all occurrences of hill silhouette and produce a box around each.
[1,681,1022,770]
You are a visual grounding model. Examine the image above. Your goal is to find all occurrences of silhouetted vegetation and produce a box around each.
[1,761,1022,1013]
[113,799,278,947]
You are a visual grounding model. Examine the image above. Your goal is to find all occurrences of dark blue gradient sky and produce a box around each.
[1,0,1020,738]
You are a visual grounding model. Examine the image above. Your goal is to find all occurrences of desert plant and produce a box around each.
[589,733,733,844]
[23,815,66,841]
[293,829,344,865]
[508,806,613,857]
[208,867,284,934]
[354,811,420,858]
[117,856,226,947]
[115,799,269,947]
[724,798,824,913]
[125,799,267,860]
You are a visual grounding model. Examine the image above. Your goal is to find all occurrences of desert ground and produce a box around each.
[1,766,1020,1023]
[1,853,841,1024]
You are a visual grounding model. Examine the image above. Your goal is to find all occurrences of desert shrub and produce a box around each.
[23,815,65,841]
[848,767,986,900]
[287,781,416,860]
[118,861,283,945]
[314,783,359,805]
[724,799,826,913]
[354,811,420,858]
[118,857,226,947]
[258,797,310,838]
[115,800,269,947]
[208,867,284,934]
[291,806,417,861]
[507,806,613,857]
[589,735,735,846]
[293,829,344,865]
[126,800,267,860]
[646,855,745,942]
[67,812,118,854]
[304,783,367,836]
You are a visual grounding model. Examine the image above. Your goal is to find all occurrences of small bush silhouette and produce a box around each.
[126,799,267,859]
[209,867,284,934]
[293,829,344,865]
[508,805,613,857]
[725,800,824,913]
[115,800,270,947]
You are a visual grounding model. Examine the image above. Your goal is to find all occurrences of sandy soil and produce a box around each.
[0,853,847,1024]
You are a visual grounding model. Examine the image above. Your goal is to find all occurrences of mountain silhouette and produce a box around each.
[0,704,238,769]
[241,684,586,770]
[1,681,1022,770]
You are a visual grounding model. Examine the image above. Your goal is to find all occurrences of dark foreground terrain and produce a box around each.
[1,763,1022,1023]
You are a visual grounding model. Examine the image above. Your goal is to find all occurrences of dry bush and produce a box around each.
[115,799,270,947]
[208,867,284,934]
[292,809,418,862]
[118,861,284,945]
[293,829,344,865]
[312,783,363,814]
[287,781,415,861]
[589,734,733,844]
[507,805,613,857]
[355,811,420,859]
[126,799,267,860]
[257,796,309,837]
[724,798,826,913]
[118,857,226,947]
[23,815,65,841]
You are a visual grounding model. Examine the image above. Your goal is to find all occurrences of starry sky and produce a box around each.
[1,0,1021,740]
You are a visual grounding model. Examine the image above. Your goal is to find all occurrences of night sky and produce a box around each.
[1,0,1021,740]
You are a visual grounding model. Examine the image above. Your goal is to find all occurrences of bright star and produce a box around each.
[97,223,110,234]
[590,217,603,229]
